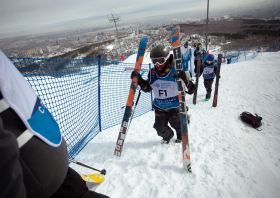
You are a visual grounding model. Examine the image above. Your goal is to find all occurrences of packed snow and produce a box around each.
[69,51,280,198]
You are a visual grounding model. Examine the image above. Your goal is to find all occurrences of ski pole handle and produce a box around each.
[69,159,106,175]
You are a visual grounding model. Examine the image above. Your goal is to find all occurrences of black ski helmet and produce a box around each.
[150,44,169,59]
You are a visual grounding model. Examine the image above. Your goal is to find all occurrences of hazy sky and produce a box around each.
[0,0,276,39]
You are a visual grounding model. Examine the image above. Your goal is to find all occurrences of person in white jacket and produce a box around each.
[180,41,192,79]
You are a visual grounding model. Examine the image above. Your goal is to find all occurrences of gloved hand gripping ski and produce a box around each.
[174,70,196,95]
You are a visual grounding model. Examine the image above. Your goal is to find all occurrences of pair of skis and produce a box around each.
[193,54,202,105]
[171,29,222,172]
[212,54,222,107]
[114,37,149,157]
[171,25,192,172]
[193,53,222,107]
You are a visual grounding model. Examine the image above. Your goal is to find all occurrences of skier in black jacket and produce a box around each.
[202,54,218,101]
[0,50,109,198]
[193,43,207,77]
[131,45,195,143]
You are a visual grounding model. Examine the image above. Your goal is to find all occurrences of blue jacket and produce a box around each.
[202,62,217,79]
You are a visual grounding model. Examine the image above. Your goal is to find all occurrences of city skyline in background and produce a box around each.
[0,0,279,39]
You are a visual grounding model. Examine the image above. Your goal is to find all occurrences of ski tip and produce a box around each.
[183,164,192,173]
[205,98,210,101]
[80,173,105,183]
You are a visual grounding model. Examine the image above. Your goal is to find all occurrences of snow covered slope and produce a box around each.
[70,52,280,198]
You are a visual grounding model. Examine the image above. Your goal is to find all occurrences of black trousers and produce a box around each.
[194,59,203,76]
[50,167,109,198]
[153,115,181,140]
[204,78,214,94]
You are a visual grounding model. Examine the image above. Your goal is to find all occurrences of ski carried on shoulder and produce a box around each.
[212,54,222,107]
[114,37,149,157]
[171,25,192,173]
[193,53,202,105]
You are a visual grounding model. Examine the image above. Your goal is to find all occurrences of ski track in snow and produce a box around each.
[70,52,280,198]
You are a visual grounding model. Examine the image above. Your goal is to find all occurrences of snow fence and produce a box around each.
[222,46,261,64]
[265,44,280,52]
[8,56,152,159]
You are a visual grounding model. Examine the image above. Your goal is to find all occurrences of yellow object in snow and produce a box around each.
[80,173,105,183]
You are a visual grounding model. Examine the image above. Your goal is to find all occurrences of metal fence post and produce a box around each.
[98,55,102,132]
[237,51,239,62]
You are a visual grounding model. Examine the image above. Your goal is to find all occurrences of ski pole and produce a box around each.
[127,89,141,129]
[69,159,106,175]
[135,89,141,107]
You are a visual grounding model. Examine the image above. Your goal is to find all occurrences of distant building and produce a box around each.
[156,28,168,35]
[37,49,44,54]
[109,35,116,40]
[18,51,30,58]
[142,29,156,35]
[138,34,149,38]
[27,49,37,56]
[122,36,134,41]
[47,45,61,52]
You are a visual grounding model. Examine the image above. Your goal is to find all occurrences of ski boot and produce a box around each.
[175,139,182,143]
[161,133,174,144]
[205,92,211,101]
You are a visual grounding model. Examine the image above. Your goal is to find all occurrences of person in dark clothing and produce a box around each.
[0,116,26,198]
[193,43,207,77]
[131,45,195,143]
[202,54,218,101]
[0,50,109,198]
[227,54,231,64]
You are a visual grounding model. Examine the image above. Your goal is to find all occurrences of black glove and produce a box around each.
[176,70,187,82]
[131,70,143,83]
[131,70,140,79]
[186,80,196,95]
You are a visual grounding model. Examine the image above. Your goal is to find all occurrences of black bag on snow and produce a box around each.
[240,111,262,129]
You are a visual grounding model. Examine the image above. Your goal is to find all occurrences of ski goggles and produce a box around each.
[206,60,213,64]
[151,53,170,66]
[151,58,165,65]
